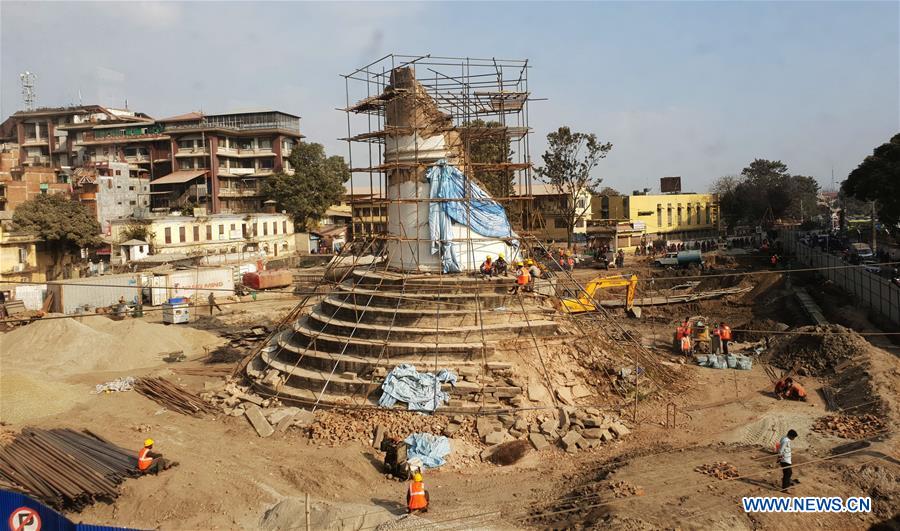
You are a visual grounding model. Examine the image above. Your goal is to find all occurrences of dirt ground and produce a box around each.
[2,256,899,530]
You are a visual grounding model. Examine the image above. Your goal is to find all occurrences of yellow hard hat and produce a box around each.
[413,472,423,482]
[499,253,504,259]
[144,438,154,447]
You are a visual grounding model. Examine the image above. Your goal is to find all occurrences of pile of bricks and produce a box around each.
[476,406,630,454]
[812,414,885,439]
[694,461,739,480]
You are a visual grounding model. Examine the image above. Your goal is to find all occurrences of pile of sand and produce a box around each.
[766,324,871,375]
[0,371,92,423]
[0,316,223,377]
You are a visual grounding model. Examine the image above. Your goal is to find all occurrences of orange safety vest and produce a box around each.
[675,326,685,340]
[408,481,427,510]
[516,268,530,285]
[789,383,807,399]
[137,447,153,471]
[680,335,692,351]
[720,325,732,341]
[482,260,492,271]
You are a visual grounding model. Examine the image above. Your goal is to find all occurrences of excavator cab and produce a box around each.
[560,273,638,316]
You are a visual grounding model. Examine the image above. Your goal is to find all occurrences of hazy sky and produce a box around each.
[2,1,897,192]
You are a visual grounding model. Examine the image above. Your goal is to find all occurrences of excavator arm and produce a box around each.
[561,274,638,314]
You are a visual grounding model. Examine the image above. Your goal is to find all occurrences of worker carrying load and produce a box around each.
[406,471,429,513]
[494,253,508,276]
[137,439,178,475]
[480,256,494,278]
[510,262,531,294]
[775,377,807,401]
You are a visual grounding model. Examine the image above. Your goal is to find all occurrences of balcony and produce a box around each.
[22,137,48,146]
[175,147,209,157]
[124,155,150,163]
[218,147,275,158]
[218,188,262,197]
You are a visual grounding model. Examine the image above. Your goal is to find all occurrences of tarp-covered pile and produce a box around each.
[404,433,452,468]
[427,160,517,273]
[378,363,457,412]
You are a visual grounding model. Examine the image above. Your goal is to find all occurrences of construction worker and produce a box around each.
[137,439,177,475]
[527,260,542,282]
[719,321,732,355]
[778,378,807,401]
[480,256,494,278]
[494,253,508,276]
[777,429,799,490]
[680,333,693,356]
[510,262,530,294]
[406,471,429,513]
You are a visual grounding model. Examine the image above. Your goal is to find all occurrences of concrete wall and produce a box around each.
[785,231,900,325]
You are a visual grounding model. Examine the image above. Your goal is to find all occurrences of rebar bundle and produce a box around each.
[133,377,217,417]
[0,428,138,510]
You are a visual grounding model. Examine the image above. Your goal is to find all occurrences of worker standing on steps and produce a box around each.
[777,429,799,490]
[407,471,429,513]
[510,262,531,294]
[137,439,178,475]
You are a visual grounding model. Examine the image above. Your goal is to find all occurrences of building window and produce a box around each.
[193,226,200,241]
[179,226,186,242]
[667,205,673,227]
[575,217,585,228]
[258,138,272,149]
[657,204,662,227]
[129,185,134,191]
[686,205,692,225]
[677,206,683,226]
[706,205,712,225]
[253,222,258,236]
[206,225,212,240]
[273,221,278,235]
[129,200,136,206]
[164,227,172,244]
[219,224,224,236]
[263,222,268,236]
[242,224,248,237]
[282,221,286,234]
[698,205,705,225]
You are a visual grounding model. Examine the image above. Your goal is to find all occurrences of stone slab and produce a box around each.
[245,405,274,438]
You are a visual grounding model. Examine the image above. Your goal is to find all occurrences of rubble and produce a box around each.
[694,461,739,480]
[766,324,871,375]
[812,414,885,439]
[245,405,275,438]
[608,481,645,498]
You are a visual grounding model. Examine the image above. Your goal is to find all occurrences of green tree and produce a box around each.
[466,119,513,199]
[536,126,613,246]
[263,142,349,231]
[12,193,101,279]
[842,134,900,235]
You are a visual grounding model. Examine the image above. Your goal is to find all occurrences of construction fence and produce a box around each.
[784,231,900,326]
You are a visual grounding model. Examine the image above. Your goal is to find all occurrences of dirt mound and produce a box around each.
[733,318,787,342]
[766,325,870,375]
[0,317,222,377]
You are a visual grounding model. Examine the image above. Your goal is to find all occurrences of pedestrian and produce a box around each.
[407,470,429,513]
[777,429,798,490]
[208,292,223,315]
[137,439,178,475]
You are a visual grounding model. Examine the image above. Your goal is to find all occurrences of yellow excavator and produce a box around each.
[560,273,639,315]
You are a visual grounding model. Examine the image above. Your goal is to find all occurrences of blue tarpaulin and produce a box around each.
[426,160,517,273]
[378,364,457,412]
[404,433,452,468]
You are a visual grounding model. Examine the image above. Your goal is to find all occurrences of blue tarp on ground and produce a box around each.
[378,364,457,412]
[426,160,517,273]
[404,433,452,468]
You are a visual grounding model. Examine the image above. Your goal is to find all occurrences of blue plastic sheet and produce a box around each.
[404,433,452,468]
[426,160,517,273]
[378,363,457,412]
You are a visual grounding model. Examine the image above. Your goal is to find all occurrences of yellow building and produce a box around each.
[109,212,295,263]
[589,192,720,250]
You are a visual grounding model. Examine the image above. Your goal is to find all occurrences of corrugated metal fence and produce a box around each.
[784,231,900,325]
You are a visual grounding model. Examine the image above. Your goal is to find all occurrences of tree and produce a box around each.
[466,119,514,199]
[12,193,101,279]
[263,142,349,231]
[597,186,621,196]
[842,134,900,235]
[536,126,613,246]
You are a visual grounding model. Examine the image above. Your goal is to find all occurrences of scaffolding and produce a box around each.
[342,54,536,272]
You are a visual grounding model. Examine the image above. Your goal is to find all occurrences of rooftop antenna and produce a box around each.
[78,89,83,105]
[20,71,36,111]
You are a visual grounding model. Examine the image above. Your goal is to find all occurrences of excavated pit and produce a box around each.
[249,269,560,412]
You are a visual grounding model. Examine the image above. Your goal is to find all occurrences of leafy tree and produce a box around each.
[714,159,819,230]
[536,126,613,246]
[842,134,900,235]
[466,119,514,199]
[263,142,349,231]
[12,193,101,279]
[597,186,621,196]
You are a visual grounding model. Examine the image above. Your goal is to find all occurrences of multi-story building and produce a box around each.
[0,144,71,219]
[512,183,596,243]
[588,191,720,250]
[348,190,388,238]
[108,212,296,262]
[0,221,51,285]
[73,161,151,233]
[151,110,303,214]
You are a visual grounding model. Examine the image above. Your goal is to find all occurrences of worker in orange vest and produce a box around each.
[718,322,733,355]
[406,471,429,513]
[137,439,177,475]
[510,262,531,294]
[778,378,807,401]
[680,334,693,356]
[479,256,494,278]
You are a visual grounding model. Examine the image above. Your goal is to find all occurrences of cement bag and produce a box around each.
[694,355,708,366]
[725,355,738,369]
[736,356,753,370]
[705,355,719,367]
[713,358,729,370]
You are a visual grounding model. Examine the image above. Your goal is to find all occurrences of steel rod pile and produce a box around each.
[0,428,138,510]
[134,376,217,417]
